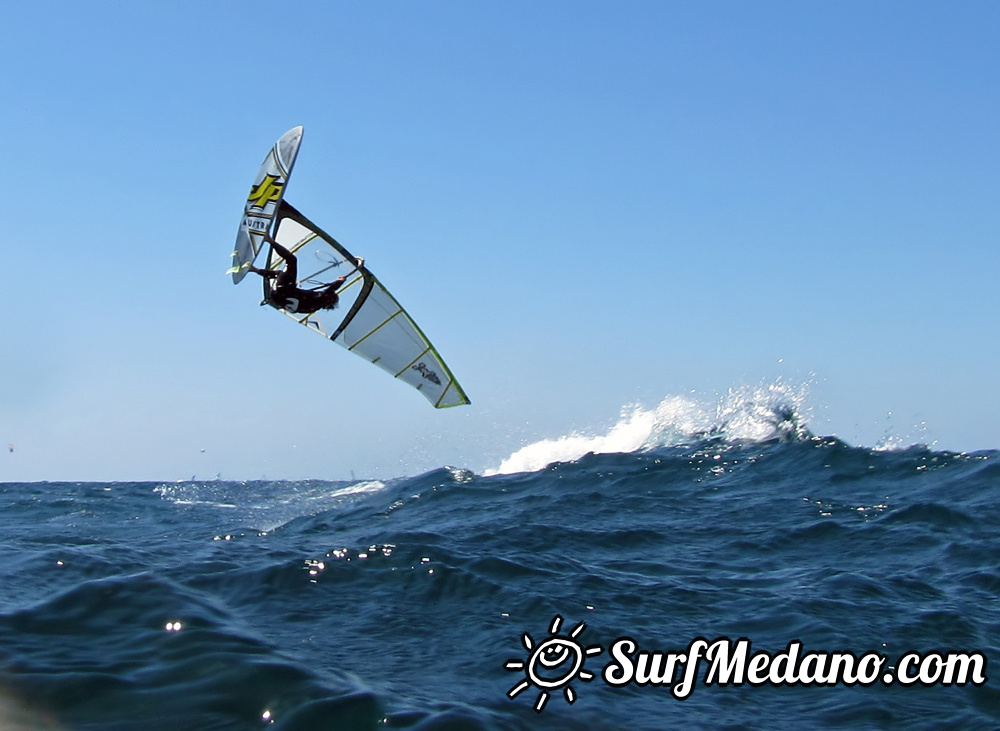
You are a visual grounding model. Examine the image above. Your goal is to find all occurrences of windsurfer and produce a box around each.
[250,235,363,314]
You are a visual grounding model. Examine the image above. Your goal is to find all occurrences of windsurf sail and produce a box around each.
[230,126,303,283]
[259,200,471,409]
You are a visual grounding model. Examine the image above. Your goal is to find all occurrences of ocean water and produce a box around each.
[2,386,998,730]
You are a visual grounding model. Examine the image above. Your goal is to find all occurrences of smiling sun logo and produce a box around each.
[505,615,603,712]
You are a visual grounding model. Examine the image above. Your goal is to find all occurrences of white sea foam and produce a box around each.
[154,479,388,532]
[325,480,387,498]
[487,380,810,476]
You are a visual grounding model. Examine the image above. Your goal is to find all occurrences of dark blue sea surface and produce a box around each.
[1,435,999,729]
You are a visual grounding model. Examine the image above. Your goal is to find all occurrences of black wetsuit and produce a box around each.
[265,241,341,314]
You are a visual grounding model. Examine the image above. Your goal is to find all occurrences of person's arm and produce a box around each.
[318,257,363,291]
[248,265,279,279]
[263,233,295,263]
[314,275,348,292]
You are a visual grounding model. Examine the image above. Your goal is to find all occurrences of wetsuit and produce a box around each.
[260,240,344,314]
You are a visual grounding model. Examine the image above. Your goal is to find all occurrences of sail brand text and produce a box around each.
[413,363,442,385]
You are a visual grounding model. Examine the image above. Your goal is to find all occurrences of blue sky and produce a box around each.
[2,2,998,481]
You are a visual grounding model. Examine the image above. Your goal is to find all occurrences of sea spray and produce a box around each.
[489,379,811,475]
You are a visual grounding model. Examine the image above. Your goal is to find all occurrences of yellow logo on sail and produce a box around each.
[247,174,284,209]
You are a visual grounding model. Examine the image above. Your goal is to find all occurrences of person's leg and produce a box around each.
[268,241,297,288]
[268,238,294,263]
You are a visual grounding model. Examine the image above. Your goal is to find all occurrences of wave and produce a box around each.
[487,380,814,475]
[153,479,389,533]
[0,572,380,731]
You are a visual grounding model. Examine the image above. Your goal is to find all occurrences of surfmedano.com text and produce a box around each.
[603,637,988,699]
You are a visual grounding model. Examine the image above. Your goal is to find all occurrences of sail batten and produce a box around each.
[348,308,405,352]
[397,346,433,377]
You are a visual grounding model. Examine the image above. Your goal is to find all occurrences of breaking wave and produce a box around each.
[488,379,811,475]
